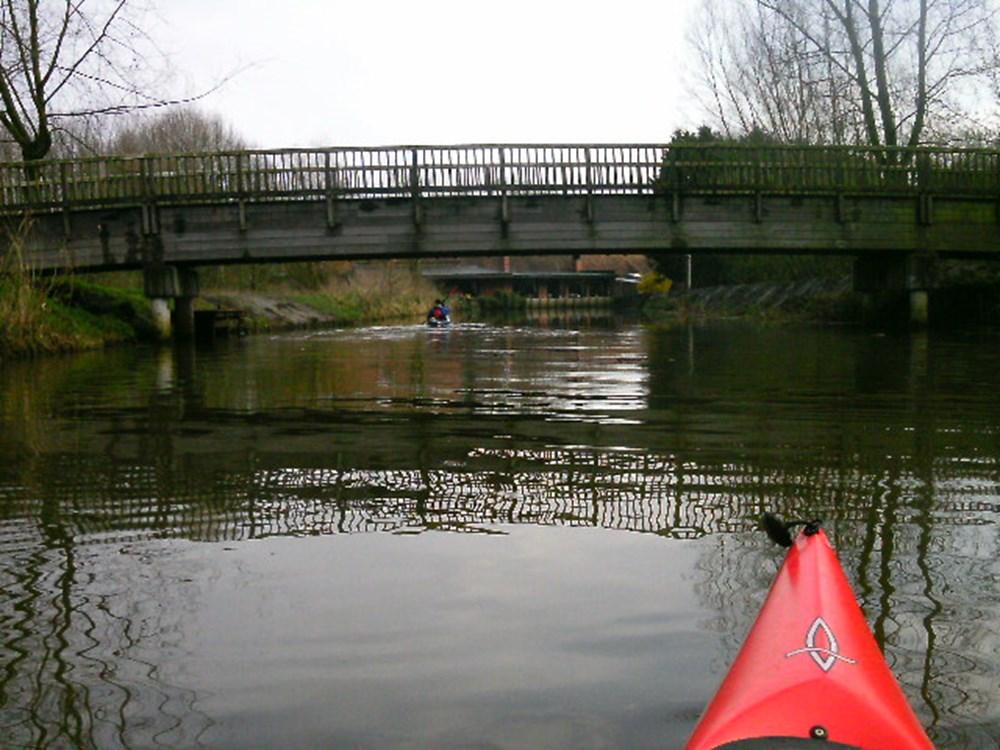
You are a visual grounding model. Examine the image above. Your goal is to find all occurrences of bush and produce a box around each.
[637,272,673,296]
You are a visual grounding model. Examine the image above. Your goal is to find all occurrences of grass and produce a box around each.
[1,251,448,359]
[0,224,159,357]
[285,263,444,325]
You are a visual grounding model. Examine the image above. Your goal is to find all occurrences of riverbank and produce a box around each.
[642,277,860,323]
[0,263,445,358]
[642,273,1000,327]
[0,277,158,358]
[5,267,999,359]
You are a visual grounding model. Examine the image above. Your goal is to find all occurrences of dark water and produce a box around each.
[0,320,998,749]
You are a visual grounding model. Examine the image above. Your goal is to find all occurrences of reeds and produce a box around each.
[288,262,444,324]
[0,220,58,355]
[0,220,144,356]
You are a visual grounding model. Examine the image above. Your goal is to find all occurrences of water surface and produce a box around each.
[0,321,998,748]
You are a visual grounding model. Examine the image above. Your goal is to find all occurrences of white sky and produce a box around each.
[155,0,701,149]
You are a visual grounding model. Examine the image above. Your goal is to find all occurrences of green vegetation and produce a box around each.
[637,272,673,296]
[1,225,157,357]
[0,252,448,358]
[287,264,441,326]
[0,265,157,357]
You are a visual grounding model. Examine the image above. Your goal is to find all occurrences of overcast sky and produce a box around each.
[156,0,701,149]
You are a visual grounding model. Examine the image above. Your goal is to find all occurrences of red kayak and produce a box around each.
[684,519,935,750]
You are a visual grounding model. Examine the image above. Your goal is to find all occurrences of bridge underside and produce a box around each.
[13,192,1000,271]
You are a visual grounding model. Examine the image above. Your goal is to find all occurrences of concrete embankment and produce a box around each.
[201,292,340,329]
[645,277,855,321]
[645,275,1000,326]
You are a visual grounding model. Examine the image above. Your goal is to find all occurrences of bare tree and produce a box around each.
[97,106,249,155]
[689,0,1000,147]
[0,0,204,162]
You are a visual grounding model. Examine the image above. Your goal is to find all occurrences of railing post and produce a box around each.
[410,148,423,228]
[236,152,247,233]
[669,146,680,223]
[499,147,509,235]
[917,149,932,226]
[139,156,159,236]
[753,146,763,223]
[585,147,594,224]
[835,148,846,224]
[324,150,338,230]
[59,161,71,239]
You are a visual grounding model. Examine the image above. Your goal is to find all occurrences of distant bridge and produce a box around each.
[3,142,1000,329]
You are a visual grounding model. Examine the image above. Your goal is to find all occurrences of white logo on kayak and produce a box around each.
[785,617,857,673]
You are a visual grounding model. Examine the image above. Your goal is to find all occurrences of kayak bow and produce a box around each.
[684,523,935,750]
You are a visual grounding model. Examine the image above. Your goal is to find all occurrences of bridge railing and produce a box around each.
[661,144,1000,195]
[2,143,999,213]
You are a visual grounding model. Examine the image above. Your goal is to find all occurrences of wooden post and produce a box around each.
[917,150,932,226]
[753,147,763,223]
[410,148,423,228]
[236,152,247,233]
[585,147,594,224]
[669,146,680,223]
[60,161,71,239]
[139,156,158,236]
[325,150,338,230]
[835,148,846,224]
[499,147,510,235]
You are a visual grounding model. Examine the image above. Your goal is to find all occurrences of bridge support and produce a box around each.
[149,298,171,340]
[143,266,200,340]
[853,253,934,326]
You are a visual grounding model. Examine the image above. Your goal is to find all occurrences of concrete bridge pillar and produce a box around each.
[853,253,934,326]
[143,266,200,340]
[149,298,172,340]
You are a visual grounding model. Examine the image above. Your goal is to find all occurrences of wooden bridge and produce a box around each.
[4,142,1000,330]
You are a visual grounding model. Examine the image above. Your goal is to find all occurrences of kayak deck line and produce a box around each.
[684,522,936,750]
[714,739,862,749]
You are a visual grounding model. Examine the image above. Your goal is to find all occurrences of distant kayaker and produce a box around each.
[428,299,450,321]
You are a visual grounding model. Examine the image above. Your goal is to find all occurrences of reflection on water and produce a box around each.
[0,323,999,748]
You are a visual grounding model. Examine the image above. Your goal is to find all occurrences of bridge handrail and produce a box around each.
[2,143,999,212]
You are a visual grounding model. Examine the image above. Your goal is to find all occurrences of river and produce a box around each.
[0,319,998,749]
